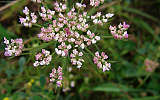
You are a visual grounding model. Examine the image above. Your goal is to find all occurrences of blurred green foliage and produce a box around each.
[0,0,160,100]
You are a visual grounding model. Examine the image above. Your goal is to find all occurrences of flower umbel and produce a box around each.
[50,66,63,87]
[33,49,52,67]
[93,51,111,72]
[19,7,37,27]
[109,22,130,39]
[70,49,84,68]
[5,0,131,89]
[91,12,114,25]
[4,37,23,56]
[90,0,104,7]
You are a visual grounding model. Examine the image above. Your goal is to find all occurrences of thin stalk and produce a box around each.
[23,41,55,51]
[137,72,152,88]
[20,53,32,56]
[56,88,60,100]
[33,24,42,27]
[85,47,94,57]
[94,44,100,52]
[101,36,113,38]
[24,37,39,44]
[81,49,103,81]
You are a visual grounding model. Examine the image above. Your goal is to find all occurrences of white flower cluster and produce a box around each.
[76,3,86,9]
[33,49,52,67]
[31,0,42,3]
[37,25,55,41]
[40,6,55,21]
[84,30,101,46]
[93,51,111,72]
[90,0,104,7]
[50,66,63,87]
[19,7,37,27]
[91,12,114,25]
[70,49,84,68]
[4,37,23,56]
[109,22,130,39]
[54,2,67,12]
[55,42,72,57]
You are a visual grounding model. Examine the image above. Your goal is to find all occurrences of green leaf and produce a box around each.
[18,57,26,73]
[131,18,160,43]
[29,96,43,100]
[40,75,46,88]
[122,7,160,23]
[0,24,16,40]
[5,69,15,78]
[132,96,160,100]
[93,83,141,92]
[0,59,7,72]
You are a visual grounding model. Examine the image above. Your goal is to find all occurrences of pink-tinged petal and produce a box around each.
[93,57,98,64]
[56,81,62,87]
[4,37,9,44]
[97,62,102,68]
[123,22,130,29]
[95,51,99,57]
[124,33,128,38]
[4,51,12,56]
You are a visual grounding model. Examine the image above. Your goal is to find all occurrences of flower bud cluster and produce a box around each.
[19,7,37,27]
[91,12,114,25]
[38,25,55,41]
[70,49,84,68]
[54,2,67,12]
[76,3,86,9]
[40,7,55,21]
[109,22,130,39]
[50,66,63,87]
[31,0,42,3]
[93,51,111,72]
[84,30,101,46]
[55,42,72,57]
[4,37,23,56]
[90,0,104,7]
[33,49,52,67]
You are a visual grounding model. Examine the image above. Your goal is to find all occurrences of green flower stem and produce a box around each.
[63,57,68,76]
[81,49,103,81]
[24,37,39,44]
[137,72,152,88]
[56,88,60,100]
[85,47,94,57]
[101,36,113,38]
[23,41,55,51]
[20,53,32,56]
[33,24,42,28]
[51,52,55,56]
[94,44,100,52]
[108,61,120,63]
